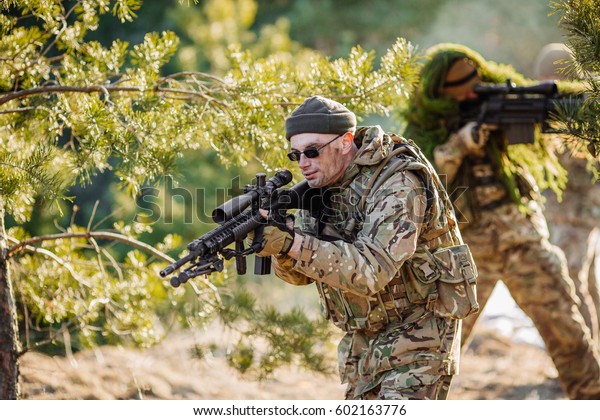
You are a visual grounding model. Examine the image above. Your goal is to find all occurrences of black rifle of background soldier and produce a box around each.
[448,79,583,145]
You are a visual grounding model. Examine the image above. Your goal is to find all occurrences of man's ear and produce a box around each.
[341,132,355,153]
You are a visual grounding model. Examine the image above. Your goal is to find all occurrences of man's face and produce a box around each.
[441,72,481,102]
[445,81,480,102]
[289,133,348,187]
[439,58,481,102]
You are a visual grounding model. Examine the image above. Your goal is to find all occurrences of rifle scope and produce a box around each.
[212,170,293,224]
[473,79,558,97]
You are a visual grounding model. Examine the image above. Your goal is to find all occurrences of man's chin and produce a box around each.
[305,178,323,188]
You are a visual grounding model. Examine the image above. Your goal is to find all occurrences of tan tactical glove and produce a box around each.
[455,121,497,155]
[246,222,295,257]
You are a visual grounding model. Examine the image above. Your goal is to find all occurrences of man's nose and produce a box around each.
[466,89,478,100]
[298,154,311,169]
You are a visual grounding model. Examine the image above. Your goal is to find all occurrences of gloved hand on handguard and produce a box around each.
[246,210,295,257]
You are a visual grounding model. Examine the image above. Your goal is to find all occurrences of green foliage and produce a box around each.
[8,222,181,350]
[0,0,420,380]
[0,1,191,219]
[227,340,255,374]
[552,0,600,156]
[553,0,600,75]
[219,288,336,378]
[201,38,418,172]
[0,143,65,223]
[171,0,302,74]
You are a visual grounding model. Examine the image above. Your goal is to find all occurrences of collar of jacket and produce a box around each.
[328,125,394,189]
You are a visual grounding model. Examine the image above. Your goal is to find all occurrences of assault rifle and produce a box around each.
[451,79,583,145]
[159,170,322,288]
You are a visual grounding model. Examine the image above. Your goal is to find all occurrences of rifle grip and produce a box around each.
[235,241,247,275]
[254,255,272,275]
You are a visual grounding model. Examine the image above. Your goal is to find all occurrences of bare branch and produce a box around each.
[0,107,36,114]
[18,244,92,287]
[158,71,226,84]
[0,85,140,105]
[101,248,124,283]
[86,201,100,233]
[0,84,228,108]
[7,231,175,263]
[17,297,110,358]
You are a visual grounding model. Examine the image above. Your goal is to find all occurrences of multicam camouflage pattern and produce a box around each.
[430,245,478,318]
[338,313,459,399]
[272,126,475,399]
[434,132,600,399]
[543,151,600,345]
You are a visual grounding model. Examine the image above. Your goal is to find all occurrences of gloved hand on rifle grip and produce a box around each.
[456,121,497,155]
[246,210,295,257]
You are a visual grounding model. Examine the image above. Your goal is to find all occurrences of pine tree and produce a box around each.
[552,0,600,157]
[0,1,418,398]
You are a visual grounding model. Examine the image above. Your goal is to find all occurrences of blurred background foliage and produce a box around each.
[35,0,566,259]
[2,0,586,378]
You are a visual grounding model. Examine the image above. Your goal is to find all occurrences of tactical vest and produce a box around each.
[451,148,510,226]
[313,135,478,332]
[449,131,539,224]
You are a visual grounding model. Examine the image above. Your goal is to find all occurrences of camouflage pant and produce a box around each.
[459,201,600,399]
[543,153,600,344]
[545,223,600,343]
[339,314,459,400]
[345,371,453,400]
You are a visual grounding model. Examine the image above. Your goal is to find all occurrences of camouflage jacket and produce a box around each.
[434,127,546,226]
[272,126,477,391]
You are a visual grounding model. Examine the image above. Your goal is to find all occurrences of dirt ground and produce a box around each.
[18,323,565,400]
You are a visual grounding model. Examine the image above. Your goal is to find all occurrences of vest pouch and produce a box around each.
[432,244,479,319]
[401,249,439,305]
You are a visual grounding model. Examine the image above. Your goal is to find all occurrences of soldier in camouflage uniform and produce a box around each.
[252,96,478,399]
[402,43,600,399]
[534,43,600,344]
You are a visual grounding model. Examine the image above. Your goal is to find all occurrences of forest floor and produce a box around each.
[18,322,565,400]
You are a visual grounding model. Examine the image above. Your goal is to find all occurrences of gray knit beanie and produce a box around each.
[285,96,356,140]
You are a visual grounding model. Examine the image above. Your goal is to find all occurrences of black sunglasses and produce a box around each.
[287,133,343,162]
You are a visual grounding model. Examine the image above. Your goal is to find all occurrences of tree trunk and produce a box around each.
[0,202,21,399]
